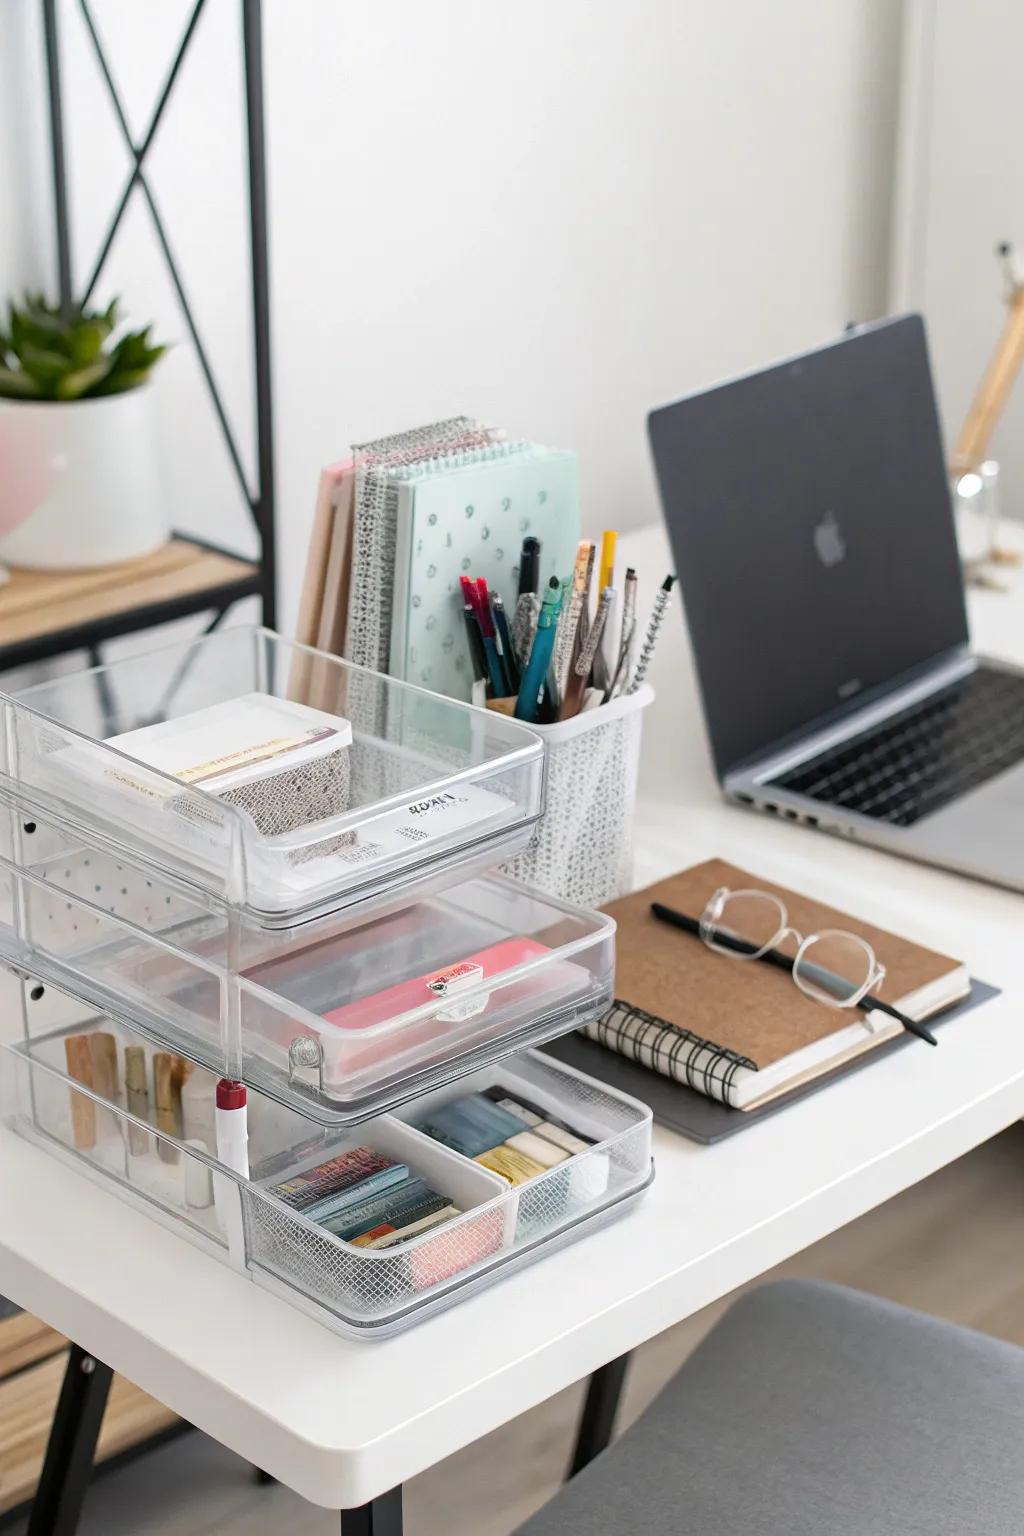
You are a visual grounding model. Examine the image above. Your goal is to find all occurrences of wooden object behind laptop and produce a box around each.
[952,243,1024,487]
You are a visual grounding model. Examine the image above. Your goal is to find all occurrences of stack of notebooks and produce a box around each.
[294,418,581,705]
[560,859,971,1118]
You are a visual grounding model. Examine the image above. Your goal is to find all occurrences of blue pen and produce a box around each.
[515,576,563,722]
[476,577,511,696]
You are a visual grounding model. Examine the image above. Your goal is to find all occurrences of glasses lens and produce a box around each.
[793,931,875,1007]
[702,890,786,959]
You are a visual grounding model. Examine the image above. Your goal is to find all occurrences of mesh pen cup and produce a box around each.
[502,686,652,908]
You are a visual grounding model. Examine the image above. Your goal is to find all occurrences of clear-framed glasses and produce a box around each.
[698,886,886,1009]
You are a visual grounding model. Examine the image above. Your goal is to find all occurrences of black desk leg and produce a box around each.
[341,1484,403,1534]
[28,1344,114,1536]
[568,1352,631,1478]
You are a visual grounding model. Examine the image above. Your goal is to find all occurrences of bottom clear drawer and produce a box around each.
[4,1015,653,1337]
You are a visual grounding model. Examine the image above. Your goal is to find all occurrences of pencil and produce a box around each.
[628,574,676,692]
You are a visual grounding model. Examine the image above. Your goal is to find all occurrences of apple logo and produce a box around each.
[813,510,846,568]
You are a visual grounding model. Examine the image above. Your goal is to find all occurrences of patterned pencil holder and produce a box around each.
[502,685,653,908]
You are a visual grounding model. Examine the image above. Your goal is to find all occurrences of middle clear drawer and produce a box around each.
[0,806,614,1123]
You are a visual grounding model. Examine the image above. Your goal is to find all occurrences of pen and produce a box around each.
[462,575,507,697]
[649,903,939,1046]
[629,573,676,693]
[605,566,637,700]
[593,530,618,692]
[591,586,617,693]
[518,535,541,597]
[462,602,488,688]
[476,577,512,695]
[554,541,595,695]
[490,591,520,692]
[515,576,563,723]
[598,529,617,594]
[561,586,614,720]
[512,590,540,667]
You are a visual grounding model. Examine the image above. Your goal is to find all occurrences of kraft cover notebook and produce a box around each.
[580,859,969,1111]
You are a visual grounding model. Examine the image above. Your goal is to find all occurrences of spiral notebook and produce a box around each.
[343,418,499,674]
[580,860,969,1111]
[388,443,580,700]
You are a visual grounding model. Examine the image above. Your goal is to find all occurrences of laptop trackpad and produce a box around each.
[912,760,1024,884]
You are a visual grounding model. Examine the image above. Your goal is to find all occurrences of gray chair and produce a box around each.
[516,1279,1024,1535]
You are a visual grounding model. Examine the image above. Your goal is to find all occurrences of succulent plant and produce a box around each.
[0,294,167,402]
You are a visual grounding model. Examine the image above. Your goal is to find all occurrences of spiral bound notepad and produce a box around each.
[388,444,580,700]
[344,418,498,674]
[584,860,969,1110]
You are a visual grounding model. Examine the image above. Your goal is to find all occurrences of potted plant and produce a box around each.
[0,294,167,569]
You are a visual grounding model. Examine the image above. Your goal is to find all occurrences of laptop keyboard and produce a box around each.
[770,666,1024,827]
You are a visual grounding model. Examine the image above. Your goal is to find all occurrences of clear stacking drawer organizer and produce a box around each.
[0,628,653,1335]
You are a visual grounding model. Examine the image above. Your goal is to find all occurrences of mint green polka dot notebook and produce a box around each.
[388,444,580,702]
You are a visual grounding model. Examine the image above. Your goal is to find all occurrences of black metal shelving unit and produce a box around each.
[6,0,277,679]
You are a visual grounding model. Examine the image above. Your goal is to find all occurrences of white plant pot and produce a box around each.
[0,386,167,569]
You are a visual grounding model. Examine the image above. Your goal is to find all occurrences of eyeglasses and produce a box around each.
[650,887,938,1045]
[698,886,886,1009]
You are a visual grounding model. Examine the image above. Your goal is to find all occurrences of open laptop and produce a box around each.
[647,313,1024,892]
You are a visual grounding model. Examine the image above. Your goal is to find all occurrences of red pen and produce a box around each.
[475,578,495,637]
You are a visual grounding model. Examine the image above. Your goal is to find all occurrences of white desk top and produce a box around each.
[1,524,1022,1510]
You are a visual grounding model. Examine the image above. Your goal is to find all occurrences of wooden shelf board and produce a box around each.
[0,1314,65,1382]
[0,1347,178,1515]
[0,538,259,652]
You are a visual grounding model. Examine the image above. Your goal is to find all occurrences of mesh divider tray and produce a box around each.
[0,829,615,1122]
[3,1013,653,1338]
[0,625,545,930]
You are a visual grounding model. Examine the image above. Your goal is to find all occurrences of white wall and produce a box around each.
[892,0,1024,517]
[8,0,903,632]
[0,3,50,300]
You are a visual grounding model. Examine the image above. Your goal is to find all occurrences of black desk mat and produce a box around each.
[542,980,1000,1145]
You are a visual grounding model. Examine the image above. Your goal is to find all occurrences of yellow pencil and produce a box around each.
[599,529,617,595]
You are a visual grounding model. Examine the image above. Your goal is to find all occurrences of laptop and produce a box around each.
[647,313,1024,893]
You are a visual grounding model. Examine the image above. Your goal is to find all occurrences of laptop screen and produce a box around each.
[647,315,969,777]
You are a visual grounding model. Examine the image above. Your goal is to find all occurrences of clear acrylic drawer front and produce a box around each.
[0,625,544,926]
[0,845,616,1123]
[4,1018,652,1337]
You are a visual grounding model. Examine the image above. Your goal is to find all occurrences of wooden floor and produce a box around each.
[8,1124,1024,1535]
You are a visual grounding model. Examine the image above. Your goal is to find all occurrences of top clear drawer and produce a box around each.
[0,627,544,927]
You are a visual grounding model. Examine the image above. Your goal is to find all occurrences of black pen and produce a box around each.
[518,535,540,597]
[649,902,939,1046]
[462,603,488,691]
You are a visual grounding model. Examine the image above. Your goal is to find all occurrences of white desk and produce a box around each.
[1,524,1022,1517]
